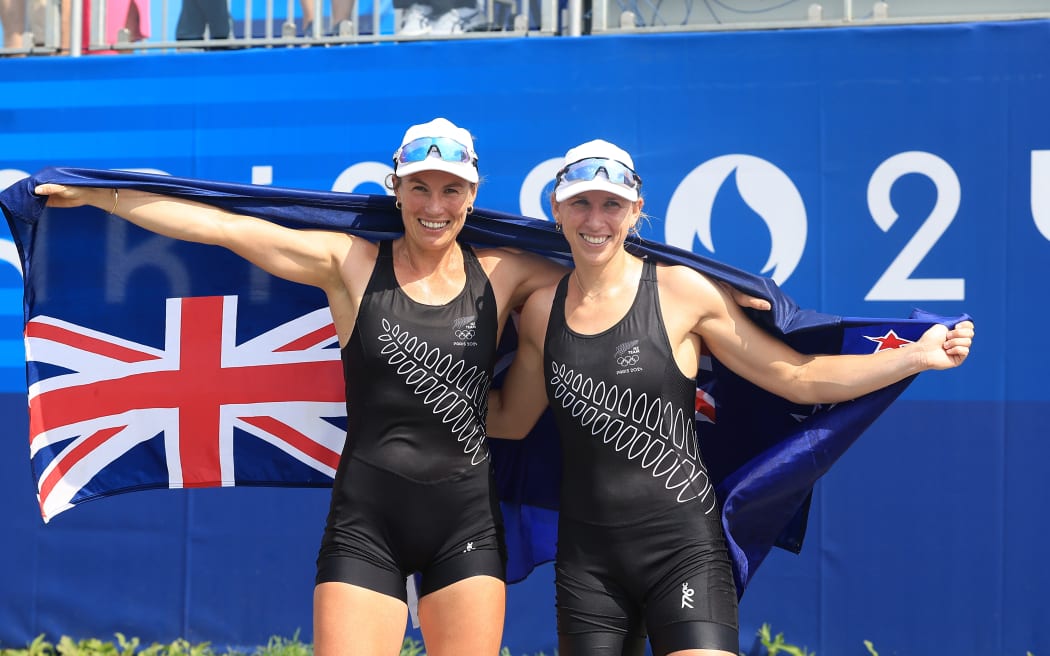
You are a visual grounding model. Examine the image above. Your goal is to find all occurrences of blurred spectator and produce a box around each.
[28,0,46,46]
[294,0,394,36]
[396,0,483,34]
[88,0,150,50]
[0,0,26,49]
[52,0,150,53]
[298,0,351,34]
[176,0,230,39]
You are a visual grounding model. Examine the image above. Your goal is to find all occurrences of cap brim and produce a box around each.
[396,158,479,184]
[554,178,638,203]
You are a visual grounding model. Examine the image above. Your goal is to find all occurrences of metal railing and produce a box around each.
[589,0,1050,34]
[1,0,1048,55]
[0,0,556,56]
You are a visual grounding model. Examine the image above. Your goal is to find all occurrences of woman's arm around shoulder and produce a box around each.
[485,283,557,440]
[476,246,568,310]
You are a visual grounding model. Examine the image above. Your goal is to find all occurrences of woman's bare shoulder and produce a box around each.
[654,261,719,294]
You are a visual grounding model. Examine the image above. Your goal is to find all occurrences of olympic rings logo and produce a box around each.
[616,354,640,367]
[455,328,476,340]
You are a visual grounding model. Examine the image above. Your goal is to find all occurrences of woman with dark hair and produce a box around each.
[35,117,565,656]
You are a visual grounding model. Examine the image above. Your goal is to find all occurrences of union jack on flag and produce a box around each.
[26,295,345,522]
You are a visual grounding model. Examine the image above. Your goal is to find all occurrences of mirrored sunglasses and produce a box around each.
[394,136,478,168]
[555,157,642,191]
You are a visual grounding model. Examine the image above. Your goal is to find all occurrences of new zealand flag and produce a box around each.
[0,167,968,595]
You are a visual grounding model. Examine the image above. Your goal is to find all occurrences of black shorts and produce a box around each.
[555,508,739,656]
[315,457,507,602]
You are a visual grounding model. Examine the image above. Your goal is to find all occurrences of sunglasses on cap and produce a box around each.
[393,136,478,169]
[555,157,642,191]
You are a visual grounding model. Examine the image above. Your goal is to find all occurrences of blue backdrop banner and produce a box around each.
[0,18,1046,656]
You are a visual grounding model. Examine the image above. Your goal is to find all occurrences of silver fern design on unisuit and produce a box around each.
[549,360,716,512]
[378,318,490,465]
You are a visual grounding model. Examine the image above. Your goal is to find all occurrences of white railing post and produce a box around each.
[592,0,606,32]
[282,0,295,39]
[541,0,555,33]
[93,0,105,49]
[45,0,63,49]
[70,0,82,55]
[161,0,168,43]
[566,0,582,35]
[243,0,254,41]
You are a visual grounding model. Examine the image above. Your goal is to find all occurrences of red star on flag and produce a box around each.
[864,329,912,352]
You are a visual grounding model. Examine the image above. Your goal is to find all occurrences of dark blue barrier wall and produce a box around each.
[0,18,1048,655]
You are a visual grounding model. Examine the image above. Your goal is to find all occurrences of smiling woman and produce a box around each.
[31,116,570,656]
[484,137,975,656]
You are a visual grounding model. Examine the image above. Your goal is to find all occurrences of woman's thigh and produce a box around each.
[418,574,506,656]
[313,581,408,656]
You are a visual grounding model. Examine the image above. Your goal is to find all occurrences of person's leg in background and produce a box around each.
[0,0,26,49]
[330,0,351,28]
[175,0,205,38]
[298,0,315,33]
[176,0,227,40]
[113,0,150,43]
[299,0,354,36]
[27,0,47,46]
[90,0,150,53]
[201,0,229,38]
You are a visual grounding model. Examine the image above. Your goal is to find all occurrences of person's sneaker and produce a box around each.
[432,6,486,34]
[430,8,458,34]
[334,19,355,36]
[458,7,488,31]
[400,4,433,34]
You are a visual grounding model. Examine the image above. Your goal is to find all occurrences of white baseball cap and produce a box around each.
[393,118,479,184]
[553,139,641,203]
